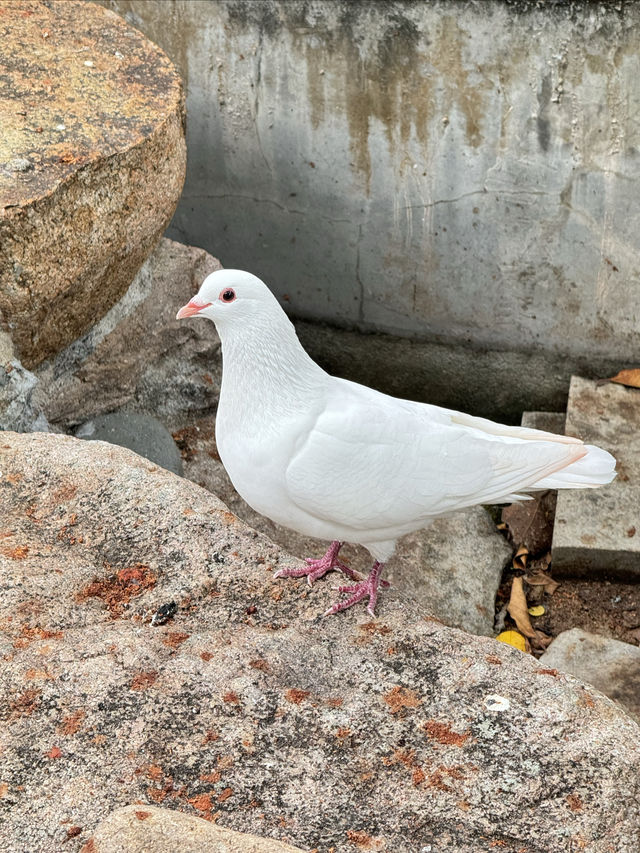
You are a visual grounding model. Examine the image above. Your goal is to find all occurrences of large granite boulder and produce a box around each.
[33,238,222,428]
[1,432,639,853]
[0,0,186,368]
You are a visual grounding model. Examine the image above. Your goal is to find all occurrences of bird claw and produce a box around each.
[323,561,386,617]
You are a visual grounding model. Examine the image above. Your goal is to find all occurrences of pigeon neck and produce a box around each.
[218,315,326,410]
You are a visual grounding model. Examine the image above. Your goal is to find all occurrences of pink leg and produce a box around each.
[273,540,361,587]
[324,561,386,618]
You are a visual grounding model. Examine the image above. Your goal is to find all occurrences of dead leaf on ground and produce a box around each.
[605,368,640,389]
[501,491,557,556]
[512,545,529,570]
[507,577,536,639]
[524,569,560,595]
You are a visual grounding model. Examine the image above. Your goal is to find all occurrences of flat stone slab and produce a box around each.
[552,376,640,578]
[1,432,640,853]
[0,0,186,367]
[540,628,640,722]
[87,805,305,853]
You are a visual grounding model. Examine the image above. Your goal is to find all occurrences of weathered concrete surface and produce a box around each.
[0,0,186,368]
[552,377,638,578]
[520,411,565,435]
[87,805,305,853]
[1,432,640,853]
[99,0,640,417]
[175,415,512,637]
[540,628,640,722]
[76,413,183,476]
[33,238,222,429]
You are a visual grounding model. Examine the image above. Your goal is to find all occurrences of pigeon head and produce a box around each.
[176,269,285,330]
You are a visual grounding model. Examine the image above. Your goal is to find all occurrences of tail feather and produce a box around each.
[531,444,616,490]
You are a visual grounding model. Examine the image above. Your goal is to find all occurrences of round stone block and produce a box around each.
[0,0,186,367]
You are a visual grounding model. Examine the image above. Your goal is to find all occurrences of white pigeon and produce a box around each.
[177,270,616,617]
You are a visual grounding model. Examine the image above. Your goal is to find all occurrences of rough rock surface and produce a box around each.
[76,412,183,476]
[552,377,639,578]
[540,628,640,722]
[0,331,48,433]
[0,1,186,367]
[1,432,639,853]
[86,804,305,853]
[175,415,512,637]
[33,238,222,428]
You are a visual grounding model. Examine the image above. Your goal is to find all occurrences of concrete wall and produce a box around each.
[99,0,640,419]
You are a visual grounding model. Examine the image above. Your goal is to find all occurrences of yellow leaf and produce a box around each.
[528,605,545,617]
[496,630,527,652]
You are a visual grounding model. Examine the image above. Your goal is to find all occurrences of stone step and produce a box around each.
[552,376,640,578]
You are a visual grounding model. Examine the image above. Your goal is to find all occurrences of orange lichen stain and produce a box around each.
[130,671,158,691]
[222,691,239,704]
[383,686,422,714]
[202,730,220,745]
[76,564,156,617]
[249,658,270,672]
[59,709,86,735]
[423,720,470,747]
[217,787,233,803]
[147,787,167,804]
[146,765,163,782]
[566,793,583,811]
[9,687,41,719]
[46,746,62,759]
[336,727,352,739]
[80,840,96,853]
[386,646,396,655]
[285,688,310,705]
[412,767,426,786]
[1,545,29,559]
[200,651,214,661]
[200,771,221,784]
[578,689,596,709]
[66,826,82,839]
[24,668,53,680]
[485,654,503,665]
[135,811,151,821]
[162,631,189,649]
[5,472,22,484]
[359,622,391,635]
[188,792,214,813]
[326,697,343,707]
[426,770,452,792]
[0,783,8,798]
[457,799,471,811]
[345,829,384,849]
[93,734,107,745]
[536,668,559,677]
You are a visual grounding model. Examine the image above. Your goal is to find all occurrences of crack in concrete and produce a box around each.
[355,223,364,325]
[181,192,352,224]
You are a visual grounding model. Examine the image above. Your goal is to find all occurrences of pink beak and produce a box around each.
[176,300,211,320]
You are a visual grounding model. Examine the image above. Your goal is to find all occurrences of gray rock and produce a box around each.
[552,377,640,578]
[0,334,49,432]
[540,628,640,722]
[0,0,186,368]
[175,416,511,636]
[87,805,305,853]
[75,413,183,476]
[1,431,639,853]
[33,238,223,429]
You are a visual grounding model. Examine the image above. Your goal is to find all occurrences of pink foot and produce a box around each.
[273,540,361,587]
[324,561,386,618]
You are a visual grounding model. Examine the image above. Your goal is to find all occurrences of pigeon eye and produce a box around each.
[220,288,236,303]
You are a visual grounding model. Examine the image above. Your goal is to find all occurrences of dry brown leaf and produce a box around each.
[608,368,640,389]
[502,492,557,556]
[507,576,536,639]
[524,570,560,595]
[513,545,529,570]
